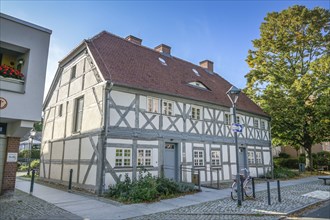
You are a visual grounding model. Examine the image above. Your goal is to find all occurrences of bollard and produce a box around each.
[277,180,281,203]
[267,181,271,205]
[68,169,73,192]
[198,169,201,191]
[217,168,220,189]
[29,169,35,195]
[252,177,256,198]
[179,164,183,182]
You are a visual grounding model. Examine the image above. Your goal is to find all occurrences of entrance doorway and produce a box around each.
[164,143,178,181]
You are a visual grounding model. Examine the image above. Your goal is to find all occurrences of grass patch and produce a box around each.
[105,170,197,203]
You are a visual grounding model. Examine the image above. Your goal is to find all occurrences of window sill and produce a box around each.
[0,77,25,93]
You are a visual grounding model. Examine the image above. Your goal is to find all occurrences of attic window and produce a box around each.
[188,81,209,90]
[158,57,167,66]
[192,68,200,76]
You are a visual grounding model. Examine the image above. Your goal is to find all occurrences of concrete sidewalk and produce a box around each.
[14,176,329,220]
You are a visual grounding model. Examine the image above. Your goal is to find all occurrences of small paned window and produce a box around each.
[225,113,231,125]
[70,65,77,79]
[115,149,131,167]
[211,151,221,166]
[137,149,152,166]
[261,121,266,130]
[191,105,202,120]
[73,97,84,132]
[147,97,159,113]
[236,116,241,124]
[194,150,204,166]
[254,119,259,128]
[248,151,255,164]
[256,152,262,164]
[162,100,173,116]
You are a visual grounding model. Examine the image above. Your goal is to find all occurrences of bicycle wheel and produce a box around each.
[231,182,238,200]
[244,179,253,197]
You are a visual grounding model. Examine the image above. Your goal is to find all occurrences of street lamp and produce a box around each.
[27,129,36,176]
[226,85,242,206]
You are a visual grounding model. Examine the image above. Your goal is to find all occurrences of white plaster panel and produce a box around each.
[84,71,99,89]
[193,143,204,148]
[42,164,49,178]
[111,91,135,107]
[62,164,78,183]
[51,141,63,160]
[39,164,45,178]
[107,138,133,144]
[211,144,220,148]
[69,77,83,96]
[58,84,69,101]
[139,114,146,128]
[76,58,85,77]
[60,69,70,86]
[263,151,270,165]
[80,137,95,160]
[43,121,53,140]
[185,143,192,163]
[50,164,62,180]
[196,121,202,134]
[231,165,237,177]
[205,144,210,162]
[137,140,158,145]
[109,108,120,126]
[249,167,257,177]
[106,147,116,167]
[49,107,56,120]
[211,169,222,181]
[204,108,211,120]
[105,173,115,187]
[200,170,206,182]
[223,164,230,180]
[152,149,158,167]
[64,139,79,160]
[41,142,51,160]
[258,168,264,176]
[175,103,183,116]
[222,145,228,162]
[53,118,65,139]
[256,147,262,150]
[82,106,102,131]
[229,145,236,162]
[139,96,147,110]
[248,146,255,150]
[48,90,58,106]
[124,111,135,128]
[79,164,96,186]
[176,118,184,132]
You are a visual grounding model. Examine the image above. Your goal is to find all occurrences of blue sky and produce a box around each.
[1,0,328,98]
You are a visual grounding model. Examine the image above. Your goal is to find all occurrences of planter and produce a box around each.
[0,76,25,93]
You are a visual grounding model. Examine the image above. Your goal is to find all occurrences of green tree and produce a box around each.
[245,5,330,169]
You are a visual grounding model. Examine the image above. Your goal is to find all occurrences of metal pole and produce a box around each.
[252,177,256,198]
[29,169,35,195]
[277,180,281,203]
[180,164,183,182]
[233,104,242,206]
[27,139,32,176]
[68,169,73,192]
[217,168,220,189]
[267,181,271,205]
[198,169,201,191]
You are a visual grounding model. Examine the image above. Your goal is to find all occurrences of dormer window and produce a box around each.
[188,81,209,90]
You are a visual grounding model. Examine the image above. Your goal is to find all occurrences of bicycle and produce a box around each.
[231,168,253,200]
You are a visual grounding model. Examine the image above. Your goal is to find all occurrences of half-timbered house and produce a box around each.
[41,31,272,194]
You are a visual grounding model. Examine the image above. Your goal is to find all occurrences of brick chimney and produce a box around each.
[199,60,214,72]
[125,35,142,45]
[154,44,171,55]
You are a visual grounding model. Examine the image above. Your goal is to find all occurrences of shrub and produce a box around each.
[278,152,290,158]
[274,157,299,169]
[266,167,299,179]
[19,149,40,159]
[30,160,40,169]
[106,170,196,203]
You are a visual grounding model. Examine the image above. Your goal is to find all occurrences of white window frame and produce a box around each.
[115,149,131,167]
[191,105,202,120]
[254,119,259,128]
[58,104,63,117]
[211,150,221,166]
[236,115,241,124]
[194,150,204,166]
[225,113,231,125]
[162,100,174,116]
[248,151,255,164]
[73,97,84,132]
[147,97,159,113]
[70,64,77,80]
[256,151,262,164]
[260,121,266,130]
[137,149,152,166]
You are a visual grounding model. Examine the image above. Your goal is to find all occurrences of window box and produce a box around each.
[0,76,24,93]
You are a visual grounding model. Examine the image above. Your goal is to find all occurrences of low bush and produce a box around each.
[266,167,299,179]
[106,170,196,203]
[274,157,299,169]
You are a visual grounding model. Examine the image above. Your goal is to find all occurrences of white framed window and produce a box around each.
[73,97,84,132]
[58,104,63,117]
[260,121,266,130]
[254,119,259,128]
[256,152,262,164]
[194,150,204,166]
[147,97,159,113]
[115,149,131,167]
[236,116,241,124]
[137,149,152,166]
[248,151,255,164]
[225,113,231,125]
[211,151,221,166]
[191,105,202,120]
[162,100,174,116]
[70,65,77,79]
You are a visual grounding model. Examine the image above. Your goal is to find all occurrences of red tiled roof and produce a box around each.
[87,31,268,117]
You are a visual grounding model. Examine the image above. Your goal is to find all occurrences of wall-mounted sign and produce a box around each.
[7,153,18,162]
[0,97,8,109]
[0,123,7,135]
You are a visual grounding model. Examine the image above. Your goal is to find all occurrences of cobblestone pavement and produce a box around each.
[0,189,82,220]
[130,181,330,220]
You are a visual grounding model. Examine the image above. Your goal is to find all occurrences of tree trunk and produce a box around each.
[304,146,313,170]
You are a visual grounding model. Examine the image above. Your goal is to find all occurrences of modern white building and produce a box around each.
[0,13,51,194]
[41,32,272,194]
